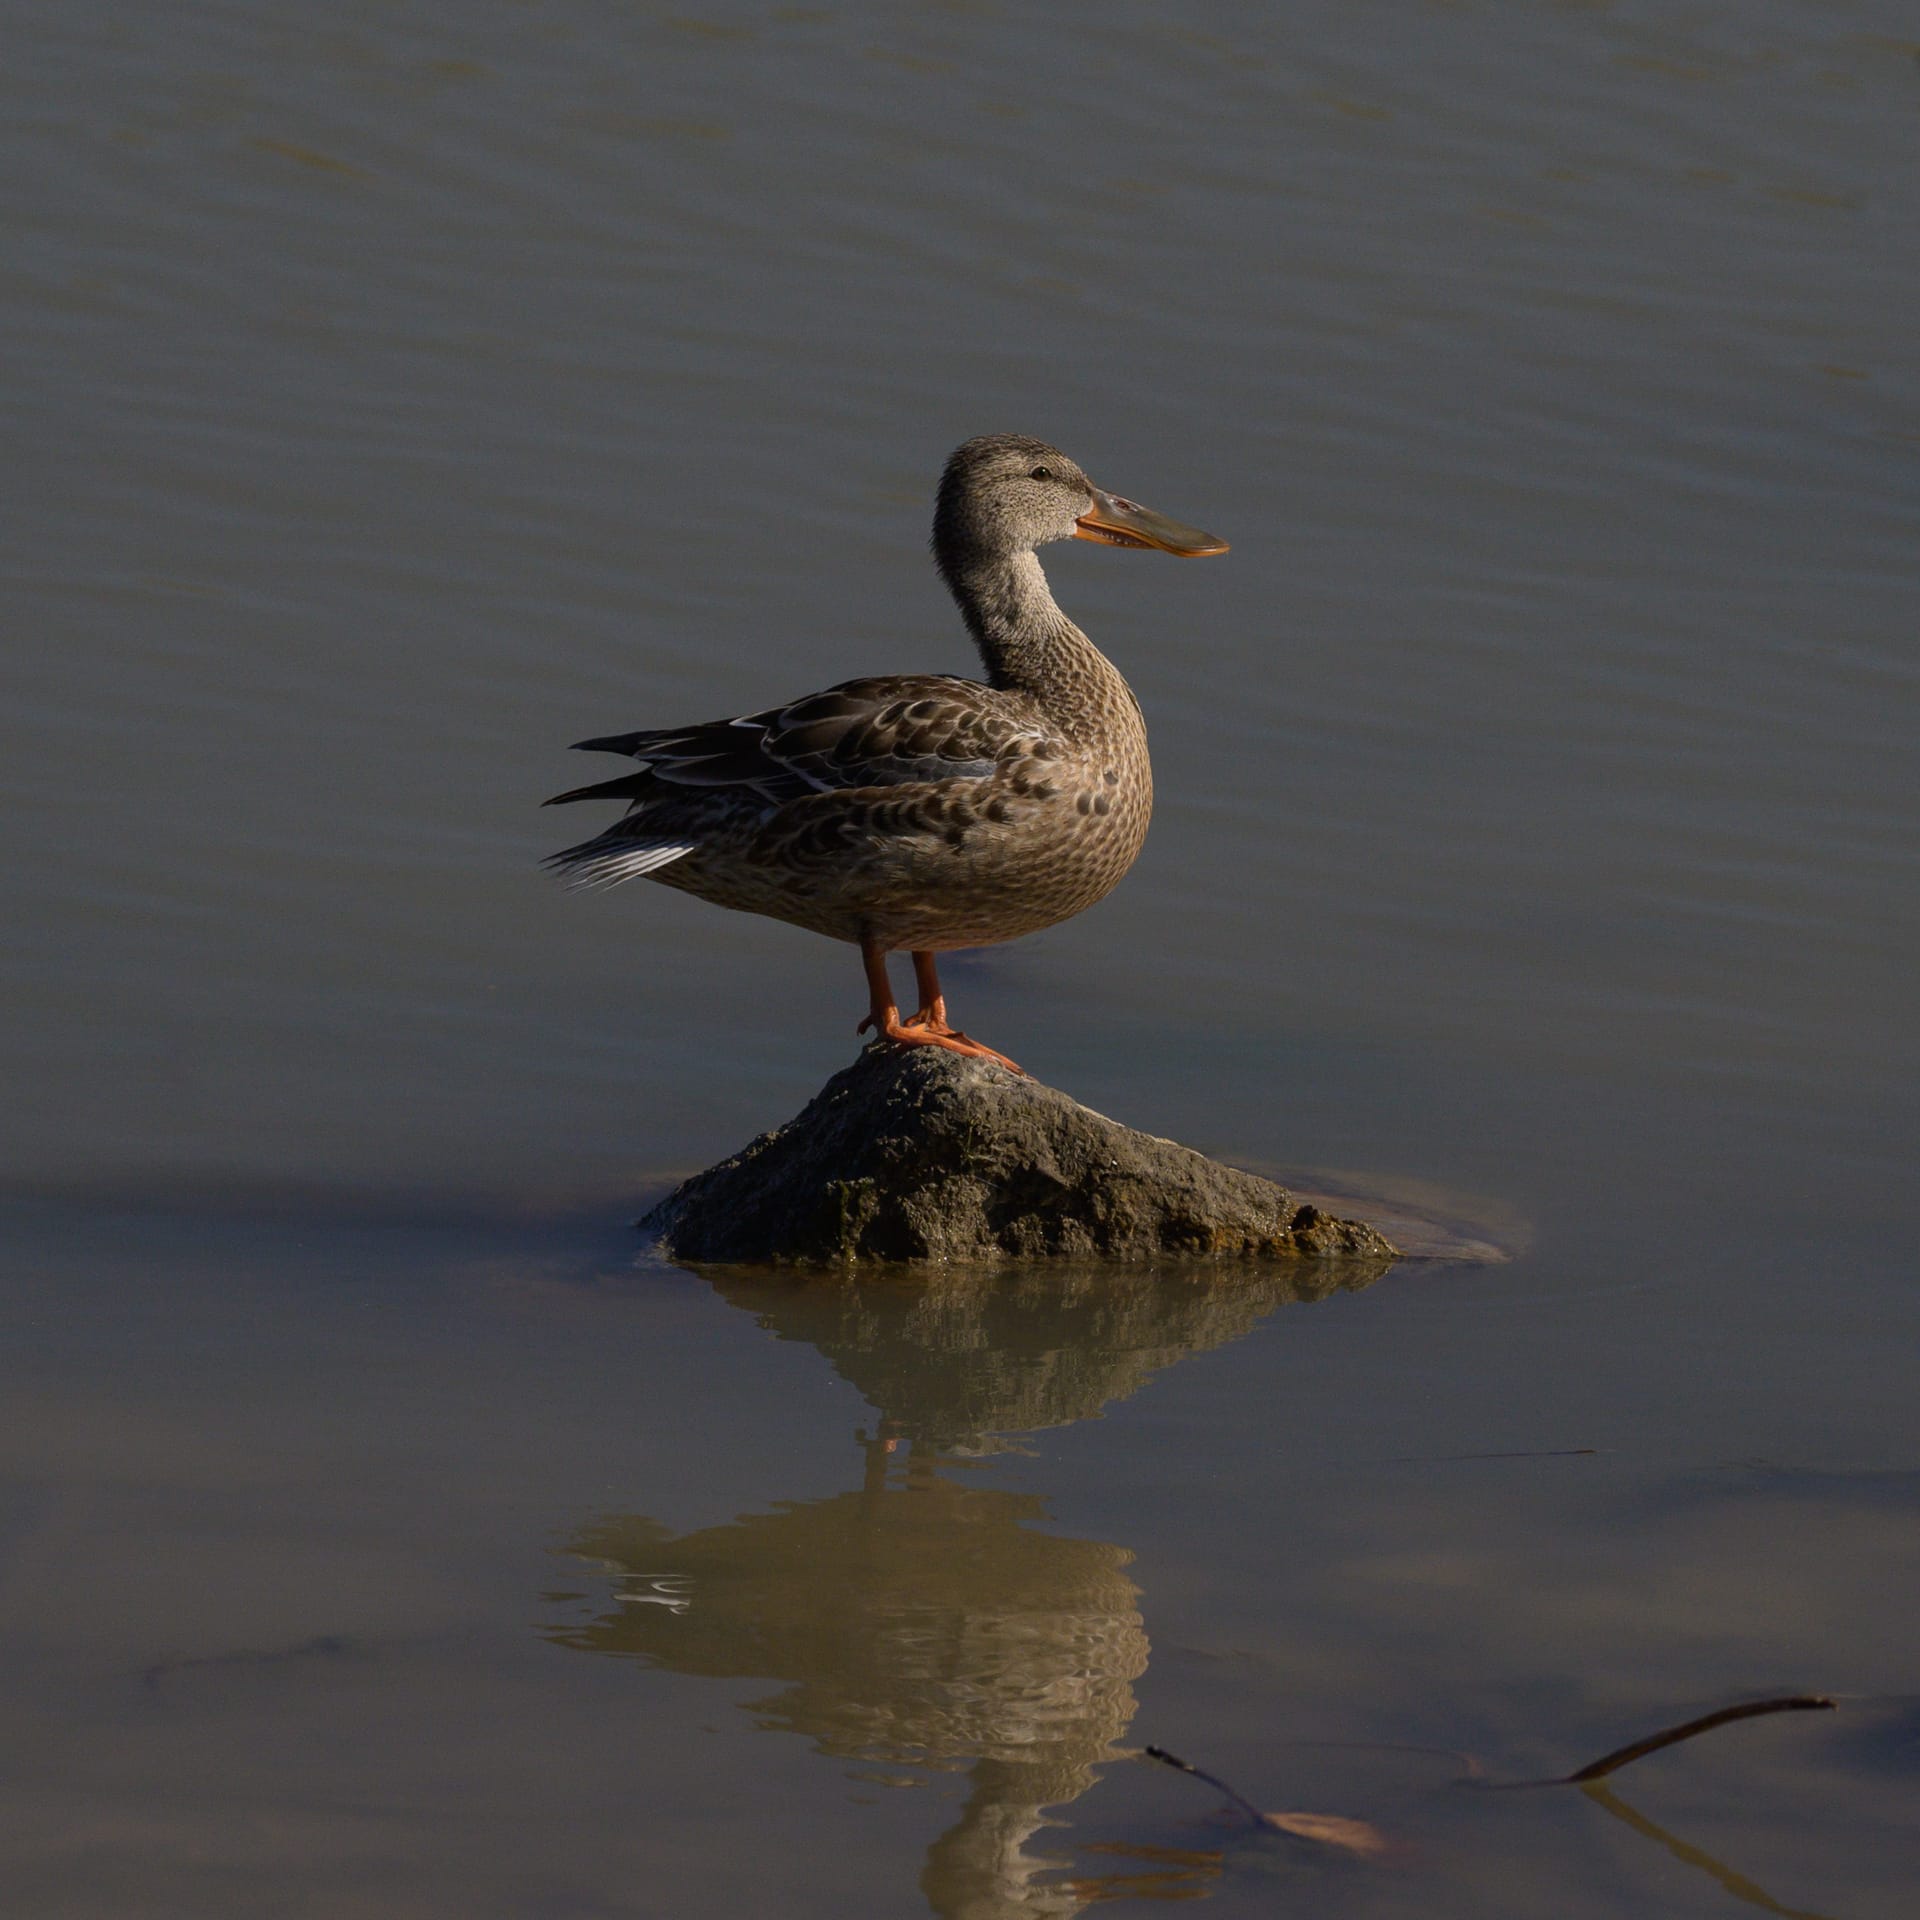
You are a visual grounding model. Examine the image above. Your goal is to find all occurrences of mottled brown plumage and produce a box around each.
[546,434,1226,1068]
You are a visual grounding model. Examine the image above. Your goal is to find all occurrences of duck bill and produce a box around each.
[1074,486,1228,556]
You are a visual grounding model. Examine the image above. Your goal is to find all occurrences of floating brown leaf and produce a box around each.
[1262,1810,1390,1857]
[1145,1747,1385,1856]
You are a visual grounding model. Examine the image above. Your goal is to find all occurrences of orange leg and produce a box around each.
[902,950,951,1033]
[856,942,1023,1074]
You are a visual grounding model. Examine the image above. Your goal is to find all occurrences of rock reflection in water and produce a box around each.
[546,1256,1390,1917]
[704,1253,1389,1449]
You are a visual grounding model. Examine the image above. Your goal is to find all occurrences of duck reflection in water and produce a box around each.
[545,1256,1390,1918]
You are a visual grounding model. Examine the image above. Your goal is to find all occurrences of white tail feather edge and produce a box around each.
[547,842,696,891]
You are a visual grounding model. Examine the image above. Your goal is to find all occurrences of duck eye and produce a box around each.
[1029,465,1052,481]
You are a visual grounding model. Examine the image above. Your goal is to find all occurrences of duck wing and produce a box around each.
[545,675,1041,808]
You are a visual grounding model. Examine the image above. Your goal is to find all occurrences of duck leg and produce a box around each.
[904,949,1026,1073]
[904,951,952,1034]
[857,941,1023,1074]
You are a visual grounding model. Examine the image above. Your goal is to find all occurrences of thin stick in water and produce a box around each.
[1143,1745,1270,1827]
[1565,1695,1834,1784]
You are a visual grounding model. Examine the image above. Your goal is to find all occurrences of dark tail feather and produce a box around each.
[570,730,665,757]
[543,770,656,808]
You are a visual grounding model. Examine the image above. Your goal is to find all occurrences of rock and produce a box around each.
[640,1044,1399,1265]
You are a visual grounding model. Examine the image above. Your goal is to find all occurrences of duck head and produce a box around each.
[933,432,1228,566]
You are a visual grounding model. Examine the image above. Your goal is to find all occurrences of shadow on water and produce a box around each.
[544,1258,1389,1917]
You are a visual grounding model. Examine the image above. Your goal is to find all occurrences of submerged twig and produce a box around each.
[1141,1747,1387,1857]
[1271,1737,1487,1781]
[1143,1745,1270,1827]
[141,1633,353,1691]
[1563,1695,1834,1784]
[1381,1447,1604,1463]
[1142,1692,1836,1879]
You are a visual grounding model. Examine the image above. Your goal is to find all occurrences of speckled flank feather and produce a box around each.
[545,433,1223,957]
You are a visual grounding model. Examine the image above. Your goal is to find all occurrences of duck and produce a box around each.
[545,433,1227,1074]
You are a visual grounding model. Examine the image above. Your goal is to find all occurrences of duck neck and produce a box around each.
[941,548,1118,719]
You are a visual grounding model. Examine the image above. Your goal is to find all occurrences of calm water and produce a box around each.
[4,2,1918,1914]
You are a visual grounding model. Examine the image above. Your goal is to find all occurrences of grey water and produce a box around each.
[4,2,1918,1914]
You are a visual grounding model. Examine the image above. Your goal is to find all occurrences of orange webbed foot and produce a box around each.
[859,946,1025,1074]
[858,1007,1024,1075]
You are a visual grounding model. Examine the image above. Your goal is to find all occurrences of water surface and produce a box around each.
[4,2,1917,1914]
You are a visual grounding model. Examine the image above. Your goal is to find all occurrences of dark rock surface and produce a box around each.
[641,1044,1398,1264]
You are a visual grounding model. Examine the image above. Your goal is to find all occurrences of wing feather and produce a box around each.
[553,675,1045,807]
[545,675,1061,892]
